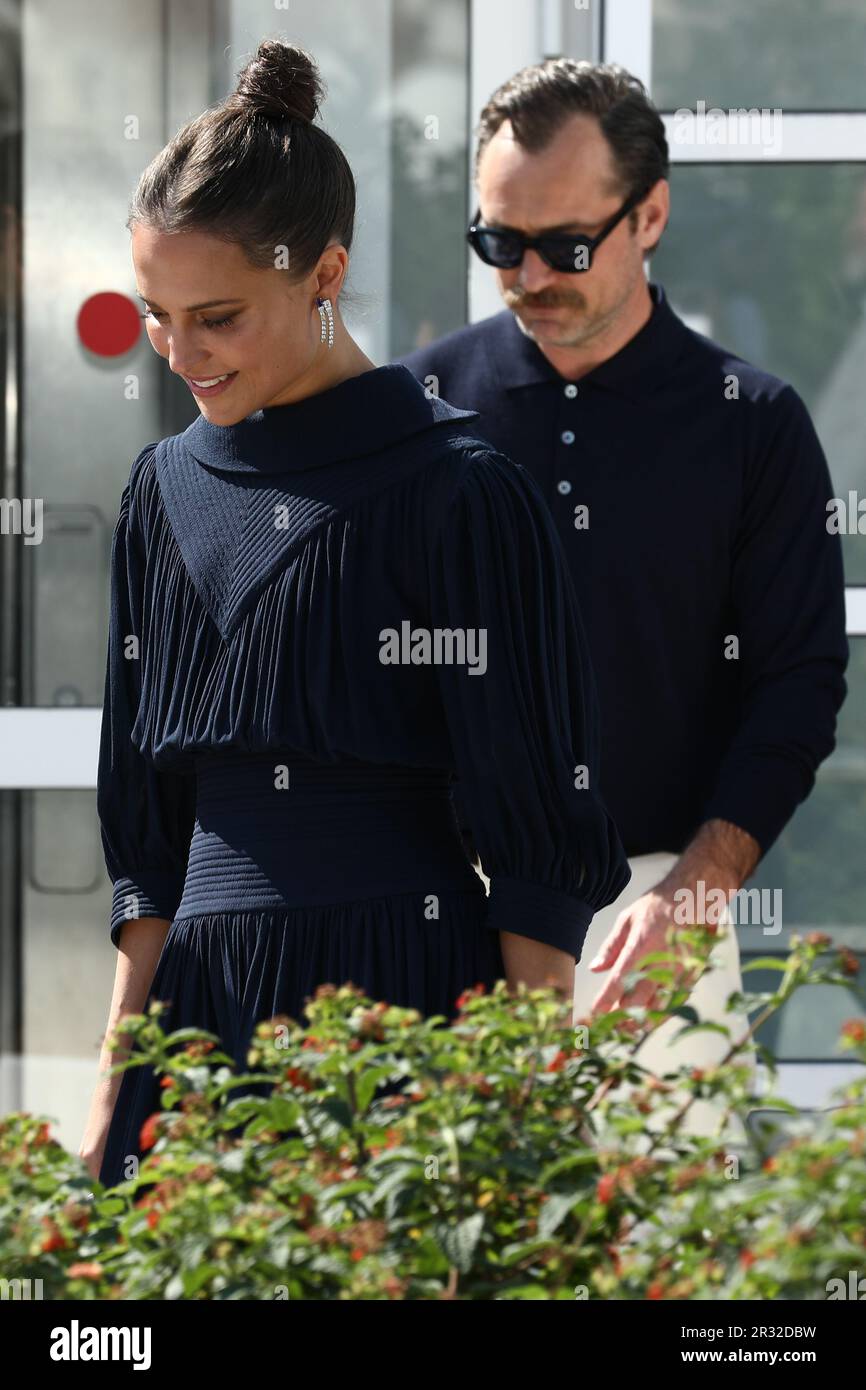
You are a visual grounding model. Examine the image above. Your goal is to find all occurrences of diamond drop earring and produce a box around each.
[316,296,335,350]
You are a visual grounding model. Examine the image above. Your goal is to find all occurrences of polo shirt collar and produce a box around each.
[183,363,479,473]
[484,281,688,394]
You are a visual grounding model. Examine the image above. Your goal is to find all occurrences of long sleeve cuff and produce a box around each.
[109,872,186,947]
[700,753,814,859]
[487,876,595,960]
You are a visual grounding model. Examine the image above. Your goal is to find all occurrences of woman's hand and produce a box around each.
[78,1071,124,1182]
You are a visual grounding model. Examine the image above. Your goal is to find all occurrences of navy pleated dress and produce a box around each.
[95,363,630,1188]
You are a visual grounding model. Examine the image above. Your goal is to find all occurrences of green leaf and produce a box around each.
[500,1238,556,1265]
[180,1262,220,1295]
[537,1191,580,1239]
[741,958,790,973]
[668,1006,700,1024]
[538,1150,597,1186]
[318,1097,354,1130]
[435,1213,485,1273]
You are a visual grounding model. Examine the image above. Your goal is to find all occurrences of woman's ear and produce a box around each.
[315,245,349,303]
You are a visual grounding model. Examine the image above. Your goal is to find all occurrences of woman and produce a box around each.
[81,39,630,1187]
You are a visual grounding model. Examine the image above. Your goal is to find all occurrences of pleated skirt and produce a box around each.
[98,750,502,1189]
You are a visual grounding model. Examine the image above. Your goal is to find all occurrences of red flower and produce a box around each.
[841,1018,866,1043]
[350,1249,364,1262]
[546,1050,568,1073]
[40,1218,68,1253]
[839,948,860,977]
[284,1066,314,1091]
[647,1281,664,1299]
[805,931,832,948]
[146,1211,160,1230]
[139,1113,161,1151]
[33,1122,52,1146]
[159,1076,174,1089]
[596,1173,617,1204]
[739,1249,757,1269]
[455,983,486,1011]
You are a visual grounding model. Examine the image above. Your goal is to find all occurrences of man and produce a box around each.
[396,60,848,1109]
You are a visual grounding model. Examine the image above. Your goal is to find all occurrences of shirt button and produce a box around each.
[557,479,572,495]
[564,384,578,398]
[561,429,575,445]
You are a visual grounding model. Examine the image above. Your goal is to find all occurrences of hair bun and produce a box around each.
[230,39,322,123]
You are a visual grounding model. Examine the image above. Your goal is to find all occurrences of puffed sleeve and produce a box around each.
[428,449,631,960]
[97,473,197,947]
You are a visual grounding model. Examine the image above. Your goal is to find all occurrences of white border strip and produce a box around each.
[0,709,101,788]
[846,587,866,636]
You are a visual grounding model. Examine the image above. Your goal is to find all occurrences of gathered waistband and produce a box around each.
[174,748,483,920]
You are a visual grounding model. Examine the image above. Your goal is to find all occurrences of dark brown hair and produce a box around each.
[475,59,669,246]
[128,39,356,283]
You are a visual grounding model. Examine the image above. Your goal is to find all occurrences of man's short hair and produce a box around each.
[475,59,670,255]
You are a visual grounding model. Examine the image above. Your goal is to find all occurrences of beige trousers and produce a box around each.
[572,852,755,1140]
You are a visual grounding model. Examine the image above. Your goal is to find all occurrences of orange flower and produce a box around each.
[67,1262,103,1280]
[841,1018,866,1044]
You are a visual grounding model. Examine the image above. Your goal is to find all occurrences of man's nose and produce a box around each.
[515,248,558,295]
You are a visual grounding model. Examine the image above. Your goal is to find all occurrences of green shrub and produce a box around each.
[0,929,863,1300]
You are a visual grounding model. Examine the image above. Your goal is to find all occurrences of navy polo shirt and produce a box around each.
[396,282,849,859]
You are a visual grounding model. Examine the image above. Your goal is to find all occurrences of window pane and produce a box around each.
[653,0,866,112]
[651,162,866,583]
[733,638,865,1061]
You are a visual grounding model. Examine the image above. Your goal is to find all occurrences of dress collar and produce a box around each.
[182,363,480,473]
[484,282,689,395]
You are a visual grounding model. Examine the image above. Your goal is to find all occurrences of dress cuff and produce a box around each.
[486,876,594,960]
[109,872,185,947]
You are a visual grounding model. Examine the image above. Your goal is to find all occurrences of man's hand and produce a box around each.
[584,818,761,1019]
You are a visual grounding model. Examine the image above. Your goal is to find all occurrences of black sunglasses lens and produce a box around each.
[539,235,592,272]
[471,227,523,267]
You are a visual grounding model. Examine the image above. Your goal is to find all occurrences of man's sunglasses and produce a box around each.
[466,185,650,273]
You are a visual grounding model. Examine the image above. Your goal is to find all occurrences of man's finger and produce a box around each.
[586,909,632,972]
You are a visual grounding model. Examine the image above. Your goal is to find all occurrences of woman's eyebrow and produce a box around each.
[135,292,247,312]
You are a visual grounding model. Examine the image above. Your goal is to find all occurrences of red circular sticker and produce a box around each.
[77,291,141,356]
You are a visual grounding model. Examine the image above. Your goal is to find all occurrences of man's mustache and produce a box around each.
[504,289,585,310]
